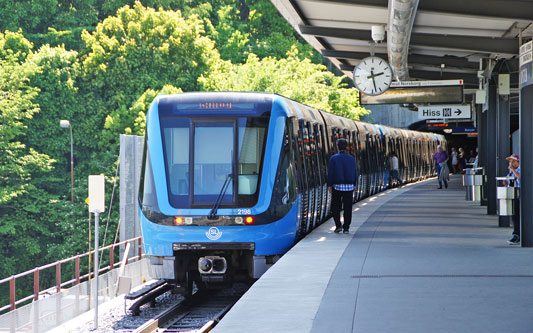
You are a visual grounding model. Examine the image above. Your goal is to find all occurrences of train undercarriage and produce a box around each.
[149,244,279,295]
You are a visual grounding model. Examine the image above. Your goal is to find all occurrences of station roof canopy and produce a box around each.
[271,0,533,88]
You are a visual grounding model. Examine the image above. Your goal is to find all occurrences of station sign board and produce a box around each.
[360,80,464,105]
[520,40,533,88]
[418,104,471,120]
[391,79,463,87]
[452,127,477,134]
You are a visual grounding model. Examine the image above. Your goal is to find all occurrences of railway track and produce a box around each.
[132,286,246,333]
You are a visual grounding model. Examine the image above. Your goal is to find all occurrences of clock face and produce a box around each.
[353,56,393,96]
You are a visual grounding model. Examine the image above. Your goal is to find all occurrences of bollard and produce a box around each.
[495,177,519,216]
[462,167,485,201]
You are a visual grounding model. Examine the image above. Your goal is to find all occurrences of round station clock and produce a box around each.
[353,56,393,96]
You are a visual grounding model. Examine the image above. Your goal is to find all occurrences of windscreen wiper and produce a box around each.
[208,174,233,219]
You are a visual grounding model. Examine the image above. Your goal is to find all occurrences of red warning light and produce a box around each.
[245,216,254,225]
[175,216,183,225]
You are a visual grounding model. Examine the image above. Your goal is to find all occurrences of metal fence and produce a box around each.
[0,237,142,313]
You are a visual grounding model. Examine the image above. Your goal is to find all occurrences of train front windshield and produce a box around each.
[159,105,270,209]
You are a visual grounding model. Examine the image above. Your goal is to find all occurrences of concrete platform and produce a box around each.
[214,175,533,333]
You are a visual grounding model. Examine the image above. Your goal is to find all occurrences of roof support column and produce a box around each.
[478,104,488,206]
[497,91,511,227]
[520,84,533,247]
[486,80,498,215]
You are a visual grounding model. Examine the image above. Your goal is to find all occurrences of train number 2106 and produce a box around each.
[237,209,252,215]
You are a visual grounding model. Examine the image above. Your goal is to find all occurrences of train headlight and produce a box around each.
[235,216,244,224]
[198,256,227,274]
[199,258,212,273]
[212,258,227,274]
[245,216,254,224]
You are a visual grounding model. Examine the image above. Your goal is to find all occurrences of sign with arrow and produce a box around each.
[418,104,471,120]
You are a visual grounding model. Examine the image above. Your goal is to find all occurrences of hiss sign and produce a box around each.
[418,104,471,120]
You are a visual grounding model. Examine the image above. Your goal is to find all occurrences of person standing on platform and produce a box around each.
[468,149,476,164]
[473,148,479,168]
[458,147,466,173]
[327,138,358,234]
[451,148,458,174]
[504,154,521,245]
[433,145,449,189]
[390,152,402,187]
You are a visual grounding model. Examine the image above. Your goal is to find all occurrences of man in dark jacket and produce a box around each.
[327,138,358,234]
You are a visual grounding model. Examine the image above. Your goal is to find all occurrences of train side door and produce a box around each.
[301,121,315,232]
[290,118,308,237]
[308,122,321,229]
[314,123,327,222]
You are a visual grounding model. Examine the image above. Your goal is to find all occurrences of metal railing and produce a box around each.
[0,237,143,313]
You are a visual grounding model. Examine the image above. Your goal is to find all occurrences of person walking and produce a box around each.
[327,138,358,234]
[433,145,449,189]
[390,152,402,187]
[504,154,521,245]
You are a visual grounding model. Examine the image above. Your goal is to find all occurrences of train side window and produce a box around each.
[317,124,327,181]
[344,130,350,154]
[165,126,190,196]
[237,118,267,196]
[305,122,316,187]
[298,120,309,191]
[289,119,303,193]
[273,128,295,206]
[332,128,341,154]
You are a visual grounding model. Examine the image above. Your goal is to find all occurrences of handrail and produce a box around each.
[0,236,143,313]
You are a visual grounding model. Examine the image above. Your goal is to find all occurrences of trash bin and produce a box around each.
[495,177,519,216]
[462,167,485,201]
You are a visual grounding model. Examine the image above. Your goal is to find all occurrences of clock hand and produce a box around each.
[367,72,384,79]
[371,70,377,92]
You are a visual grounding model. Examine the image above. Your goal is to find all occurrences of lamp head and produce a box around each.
[371,25,385,43]
[60,120,71,128]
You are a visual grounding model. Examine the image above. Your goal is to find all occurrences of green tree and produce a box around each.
[105,84,183,137]
[201,0,319,64]
[199,47,369,120]
[0,32,55,278]
[80,1,222,146]
[24,45,81,194]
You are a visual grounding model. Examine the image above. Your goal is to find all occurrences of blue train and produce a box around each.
[138,92,445,293]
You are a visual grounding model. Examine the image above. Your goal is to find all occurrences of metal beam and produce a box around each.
[418,0,533,22]
[497,93,511,227]
[340,64,479,85]
[315,0,533,21]
[322,50,481,70]
[521,84,533,247]
[409,33,518,55]
[300,25,519,54]
[487,81,498,215]
[299,25,369,41]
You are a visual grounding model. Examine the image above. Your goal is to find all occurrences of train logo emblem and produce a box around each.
[206,227,222,240]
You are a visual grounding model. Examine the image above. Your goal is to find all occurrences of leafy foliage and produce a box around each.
[0,32,56,281]
[106,84,183,137]
[200,47,369,120]
[80,1,222,146]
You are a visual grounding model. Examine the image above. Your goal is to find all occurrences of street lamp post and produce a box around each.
[60,120,74,202]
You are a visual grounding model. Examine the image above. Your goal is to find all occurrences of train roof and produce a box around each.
[158,91,275,106]
[156,92,442,141]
